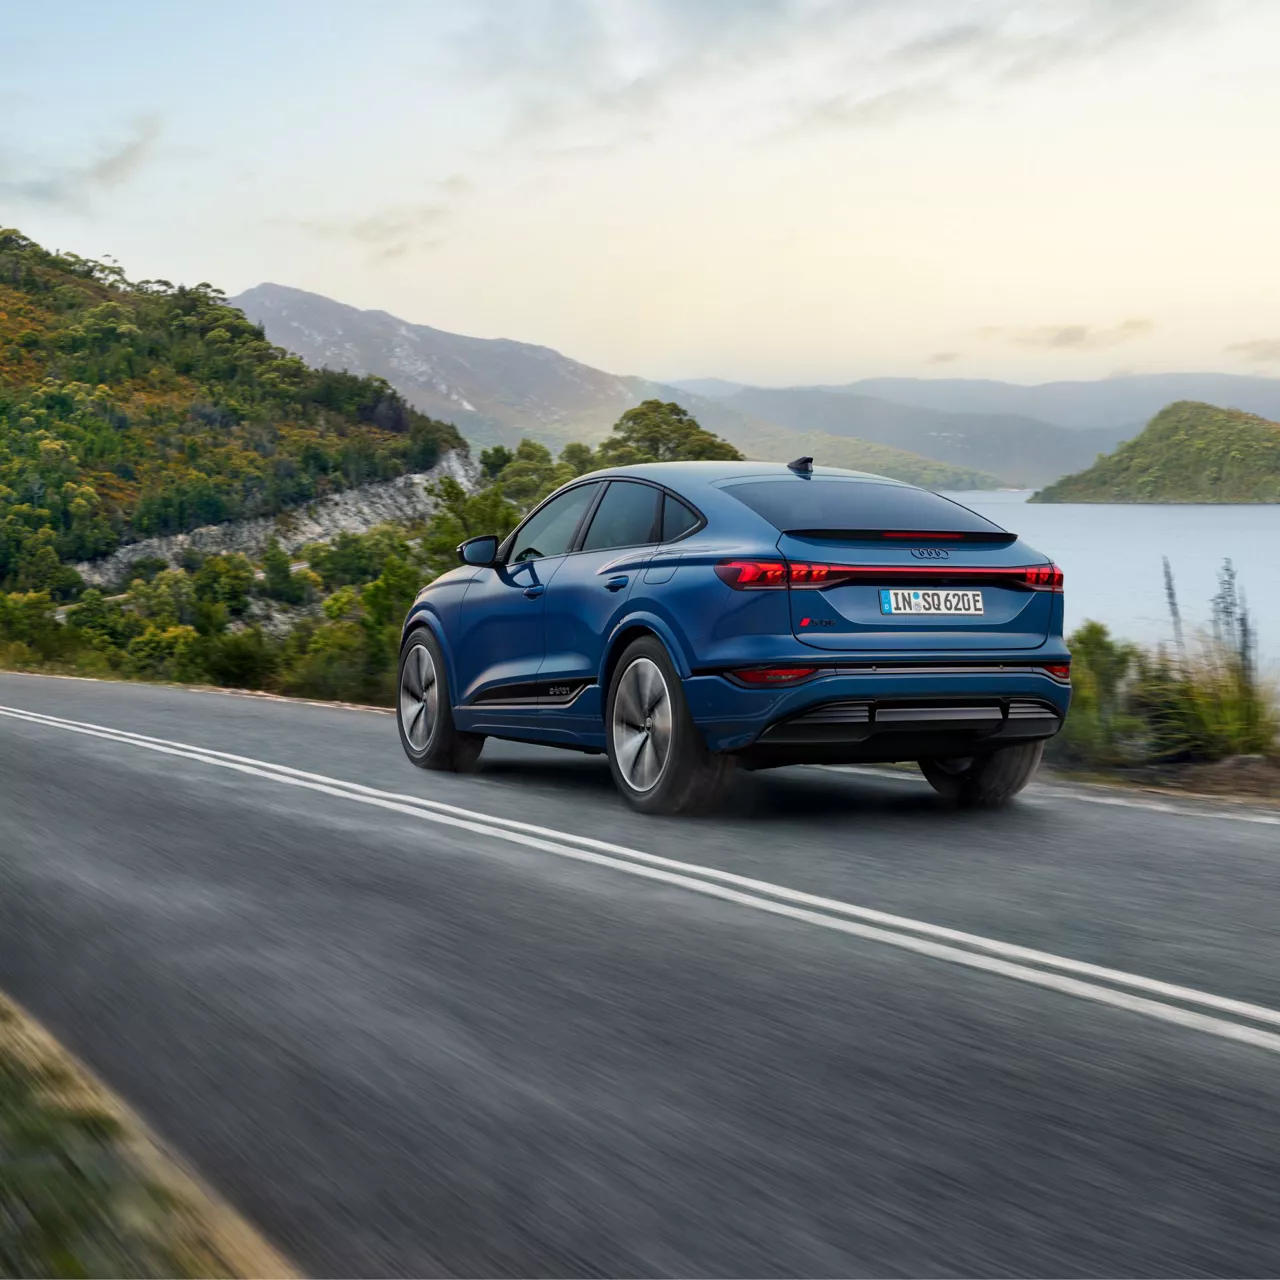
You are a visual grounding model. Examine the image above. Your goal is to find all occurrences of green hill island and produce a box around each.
[1031,400,1280,503]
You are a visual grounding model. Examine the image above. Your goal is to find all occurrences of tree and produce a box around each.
[479,445,514,479]
[598,400,742,465]
[262,538,306,604]
[418,477,520,580]
[494,439,575,508]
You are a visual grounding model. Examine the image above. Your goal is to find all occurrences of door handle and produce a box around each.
[523,584,546,599]
[604,576,629,592]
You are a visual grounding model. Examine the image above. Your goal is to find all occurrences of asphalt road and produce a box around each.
[1,671,1278,1278]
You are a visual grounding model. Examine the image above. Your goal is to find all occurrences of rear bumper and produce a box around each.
[683,666,1071,760]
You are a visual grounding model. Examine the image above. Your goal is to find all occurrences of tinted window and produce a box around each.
[581,481,660,551]
[661,494,700,541]
[509,484,598,562]
[722,479,1007,535]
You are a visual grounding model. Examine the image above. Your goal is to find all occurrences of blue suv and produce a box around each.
[398,461,1070,814]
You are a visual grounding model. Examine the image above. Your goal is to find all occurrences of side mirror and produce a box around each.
[457,534,500,567]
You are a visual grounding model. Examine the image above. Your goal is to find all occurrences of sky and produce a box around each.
[3,0,1280,386]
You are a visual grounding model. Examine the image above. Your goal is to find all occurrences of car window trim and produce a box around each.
[658,490,706,544]
[572,479,663,554]
[500,475,707,564]
[566,480,706,552]
[500,479,603,565]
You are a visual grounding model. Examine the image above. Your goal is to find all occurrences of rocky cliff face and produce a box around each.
[74,450,478,586]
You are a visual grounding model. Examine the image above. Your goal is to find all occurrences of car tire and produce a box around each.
[397,626,485,772]
[605,635,734,815]
[918,741,1043,807]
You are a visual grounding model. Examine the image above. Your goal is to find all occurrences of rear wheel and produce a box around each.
[918,741,1043,807]
[397,627,484,772]
[606,636,734,815]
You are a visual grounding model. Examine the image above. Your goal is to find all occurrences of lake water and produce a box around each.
[939,491,1280,668]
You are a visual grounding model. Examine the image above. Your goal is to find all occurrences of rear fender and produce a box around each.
[599,609,694,686]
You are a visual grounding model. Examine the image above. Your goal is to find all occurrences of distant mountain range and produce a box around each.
[686,388,1129,488]
[230,284,998,488]
[672,373,1280,427]
[231,283,1280,489]
[230,284,651,451]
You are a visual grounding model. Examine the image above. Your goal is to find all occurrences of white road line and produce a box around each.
[4,703,1280,1055]
[821,763,1280,827]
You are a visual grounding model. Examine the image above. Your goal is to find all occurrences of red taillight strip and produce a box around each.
[716,559,1063,592]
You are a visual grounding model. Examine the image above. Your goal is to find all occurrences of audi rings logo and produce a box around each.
[910,547,950,559]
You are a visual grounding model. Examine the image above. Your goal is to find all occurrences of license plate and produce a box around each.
[879,588,984,615]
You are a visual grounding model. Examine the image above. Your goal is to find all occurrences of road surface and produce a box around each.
[1,671,1278,1277]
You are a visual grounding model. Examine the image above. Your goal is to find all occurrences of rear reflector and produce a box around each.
[716,559,1064,592]
[734,667,819,685]
[1041,663,1071,681]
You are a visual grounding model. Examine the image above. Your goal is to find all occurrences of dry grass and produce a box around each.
[0,991,295,1279]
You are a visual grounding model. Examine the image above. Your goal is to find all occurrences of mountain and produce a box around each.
[708,424,999,490]
[666,377,746,398]
[230,283,659,451]
[827,374,1280,430]
[0,230,463,596]
[701,387,1126,488]
[231,284,1001,488]
[1032,401,1280,503]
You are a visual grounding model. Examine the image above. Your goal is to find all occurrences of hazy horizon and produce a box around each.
[6,0,1280,386]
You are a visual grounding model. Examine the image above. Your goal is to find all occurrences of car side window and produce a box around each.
[580,481,661,552]
[508,484,599,563]
[661,493,700,541]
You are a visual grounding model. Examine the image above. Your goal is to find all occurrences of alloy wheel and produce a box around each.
[399,642,439,752]
[612,657,674,793]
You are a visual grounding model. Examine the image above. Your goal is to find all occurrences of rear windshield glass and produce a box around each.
[722,479,1007,535]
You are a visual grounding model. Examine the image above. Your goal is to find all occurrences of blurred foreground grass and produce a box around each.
[0,994,292,1279]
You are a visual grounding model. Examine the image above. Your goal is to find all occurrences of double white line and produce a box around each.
[4,701,1280,1055]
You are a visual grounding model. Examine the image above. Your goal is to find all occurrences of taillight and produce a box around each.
[734,667,819,685]
[714,560,788,589]
[1041,663,1071,681]
[1023,564,1064,592]
[716,559,1064,591]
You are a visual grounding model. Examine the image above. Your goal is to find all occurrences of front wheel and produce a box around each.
[397,627,485,772]
[606,636,734,815]
[918,741,1043,807]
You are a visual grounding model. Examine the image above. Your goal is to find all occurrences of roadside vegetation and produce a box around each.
[0,993,292,1277]
[1050,558,1278,776]
[0,400,741,706]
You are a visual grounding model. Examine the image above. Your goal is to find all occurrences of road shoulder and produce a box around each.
[0,988,295,1278]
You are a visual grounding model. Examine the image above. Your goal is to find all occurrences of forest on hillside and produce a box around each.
[1032,401,1280,503]
[0,229,464,599]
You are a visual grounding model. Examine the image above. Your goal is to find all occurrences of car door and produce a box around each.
[454,482,600,704]
[538,479,661,703]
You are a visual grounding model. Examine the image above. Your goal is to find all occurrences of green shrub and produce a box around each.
[1055,620,1146,766]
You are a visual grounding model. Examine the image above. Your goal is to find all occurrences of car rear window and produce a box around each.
[721,479,1008,535]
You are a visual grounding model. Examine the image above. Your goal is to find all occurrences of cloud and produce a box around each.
[802,82,954,130]
[893,22,993,64]
[1225,338,1280,364]
[928,350,961,363]
[784,0,1220,135]
[288,203,451,262]
[0,114,161,207]
[977,318,1155,351]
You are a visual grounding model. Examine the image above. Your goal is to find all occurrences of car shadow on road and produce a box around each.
[471,749,1042,831]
